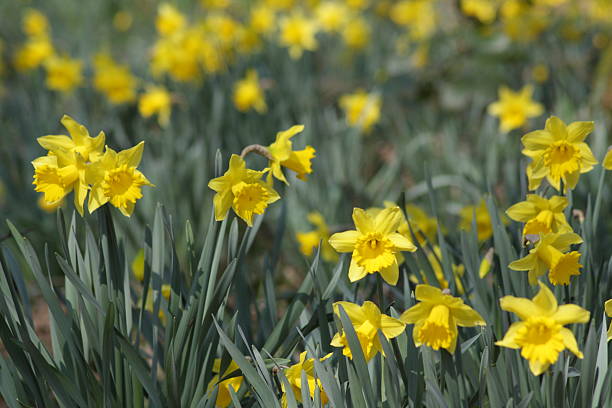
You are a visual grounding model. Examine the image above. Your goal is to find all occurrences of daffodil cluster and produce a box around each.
[32,115,152,217]
[208,125,315,226]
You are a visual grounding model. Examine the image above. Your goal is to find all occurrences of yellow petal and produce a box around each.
[352,207,373,233]
[328,230,359,252]
[333,301,366,325]
[508,253,537,271]
[361,301,382,322]
[605,299,612,317]
[37,135,75,152]
[545,116,568,140]
[374,206,402,235]
[213,191,232,221]
[552,304,590,325]
[452,304,486,327]
[521,130,553,151]
[550,233,582,252]
[348,256,367,282]
[559,327,583,358]
[506,201,536,222]
[603,149,612,170]
[388,233,416,252]
[380,315,406,338]
[61,114,89,144]
[566,121,594,143]
[414,284,444,303]
[499,296,539,320]
[399,302,431,324]
[532,281,557,314]
[379,260,399,285]
[494,321,523,349]
[528,359,551,376]
[118,141,145,167]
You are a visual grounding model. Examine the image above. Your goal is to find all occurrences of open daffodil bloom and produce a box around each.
[400,284,485,353]
[496,282,590,375]
[506,194,571,236]
[328,206,416,285]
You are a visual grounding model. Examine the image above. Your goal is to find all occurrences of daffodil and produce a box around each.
[279,12,318,59]
[328,206,416,285]
[250,4,276,34]
[14,36,54,71]
[23,9,50,37]
[461,0,497,24]
[410,246,465,295]
[331,301,406,361]
[400,284,485,353]
[315,2,349,32]
[139,85,172,127]
[605,299,612,342]
[522,116,597,191]
[267,125,315,184]
[506,194,571,236]
[37,115,105,162]
[459,199,496,241]
[488,85,543,133]
[509,232,582,285]
[86,142,154,217]
[342,17,370,50]
[281,351,331,407]
[32,154,81,210]
[207,360,244,408]
[296,212,338,262]
[208,155,280,226]
[93,53,137,104]
[233,69,267,113]
[496,282,589,375]
[389,0,436,40]
[156,3,186,36]
[44,55,83,93]
[339,90,381,132]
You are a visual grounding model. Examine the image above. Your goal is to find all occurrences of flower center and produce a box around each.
[543,141,581,181]
[549,251,582,286]
[33,165,66,203]
[415,305,453,350]
[102,165,145,208]
[353,233,395,273]
[232,181,271,215]
[515,317,564,364]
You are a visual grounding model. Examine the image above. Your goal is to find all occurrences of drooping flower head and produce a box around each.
[331,301,405,361]
[509,232,582,286]
[208,155,280,226]
[233,69,267,113]
[86,142,154,217]
[207,360,244,408]
[296,212,338,262]
[488,85,544,133]
[281,351,331,407]
[522,116,597,191]
[400,284,485,353]
[267,125,315,184]
[156,3,186,36]
[328,206,417,285]
[339,90,381,132]
[506,194,571,236]
[496,282,590,375]
[37,115,105,162]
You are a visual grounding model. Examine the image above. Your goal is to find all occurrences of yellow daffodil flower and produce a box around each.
[37,115,105,162]
[208,155,280,226]
[403,203,439,244]
[139,85,172,127]
[44,55,83,93]
[250,5,276,34]
[459,199,496,242]
[522,116,598,192]
[509,232,582,285]
[506,194,571,236]
[400,284,485,353]
[233,69,267,113]
[207,360,244,408]
[389,0,436,40]
[488,85,543,133]
[461,0,497,24]
[267,125,316,184]
[296,212,338,262]
[32,154,80,210]
[605,299,612,341]
[86,142,153,217]
[339,90,381,132]
[496,282,589,375]
[331,301,406,361]
[156,3,186,36]
[315,2,349,32]
[279,12,318,59]
[342,17,370,50]
[23,9,50,37]
[328,206,416,285]
[410,246,465,295]
[93,53,137,104]
[281,351,331,407]
[14,36,54,72]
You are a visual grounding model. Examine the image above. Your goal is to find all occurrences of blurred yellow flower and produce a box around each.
[487,85,543,133]
[509,232,582,286]
[461,0,497,24]
[208,155,280,226]
[410,246,465,295]
[501,0,548,42]
[132,249,145,281]
[267,125,315,183]
[403,203,439,244]
[44,55,83,92]
[151,27,206,82]
[250,4,276,34]
[315,2,350,32]
[86,142,154,217]
[602,148,612,170]
[496,282,589,375]
[14,36,54,71]
[506,194,571,236]
[37,194,64,212]
[296,212,338,262]
[23,9,49,37]
[328,206,416,285]
[233,69,267,113]
[400,284,485,353]
[605,299,612,341]
[342,16,370,50]
[522,116,597,191]
[93,53,137,104]
[389,0,436,40]
[331,301,405,361]
[339,90,381,132]
[281,351,331,406]
[113,11,133,32]
[279,12,318,59]
[139,85,172,127]
[156,3,186,36]
[207,360,244,408]
[459,199,495,241]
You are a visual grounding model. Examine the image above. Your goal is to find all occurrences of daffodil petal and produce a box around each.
[552,304,590,325]
[328,230,359,252]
